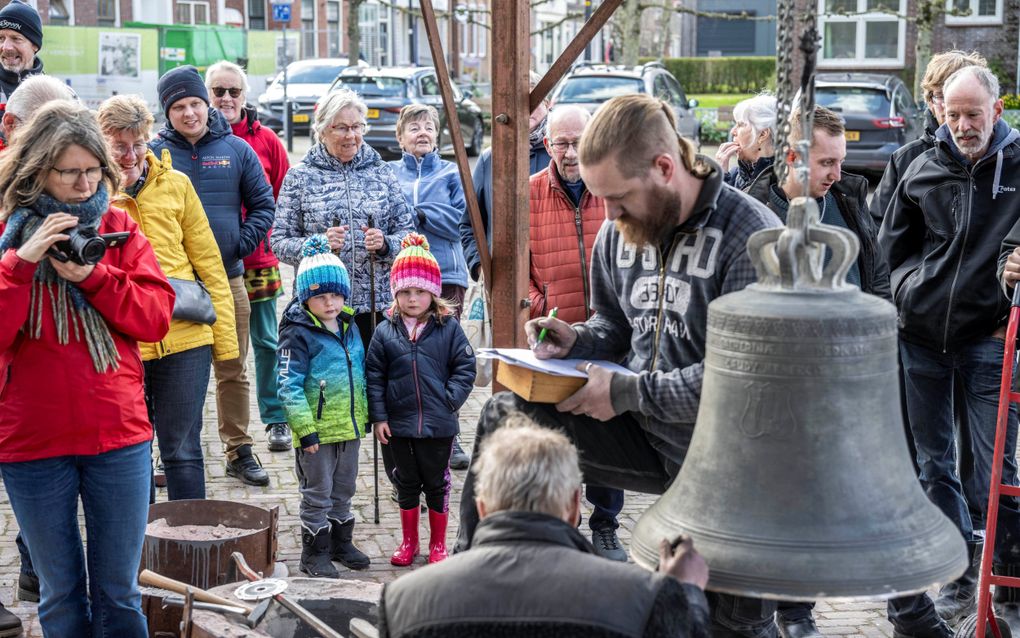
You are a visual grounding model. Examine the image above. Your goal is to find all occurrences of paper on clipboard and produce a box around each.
[476,348,637,378]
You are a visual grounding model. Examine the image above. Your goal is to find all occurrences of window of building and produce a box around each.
[327,1,341,58]
[49,0,70,25]
[97,0,117,25]
[945,0,1002,25]
[301,0,316,58]
[249,0,266,30]
[697,12,756,56]
[818,0,905,67]
[177,1,210,25]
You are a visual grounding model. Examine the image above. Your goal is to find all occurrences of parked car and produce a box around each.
[257,57,367,134]
[814,72,923,176]
[318,66,485,159]
[547,61,701,148]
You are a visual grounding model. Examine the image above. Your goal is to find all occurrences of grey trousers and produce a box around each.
[295,439,361,534]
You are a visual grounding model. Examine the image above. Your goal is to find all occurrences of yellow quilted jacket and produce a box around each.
[114,149,239,362]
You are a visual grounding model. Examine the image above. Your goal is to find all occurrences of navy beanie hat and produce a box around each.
[0,0,42,51]
[157,65,209,118]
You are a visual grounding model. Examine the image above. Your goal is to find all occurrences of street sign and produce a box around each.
[272,3,291,22]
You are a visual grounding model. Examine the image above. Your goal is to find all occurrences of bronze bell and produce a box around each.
[630,198,967,600]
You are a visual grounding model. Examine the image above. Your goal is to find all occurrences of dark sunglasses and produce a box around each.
[211,87,242,98]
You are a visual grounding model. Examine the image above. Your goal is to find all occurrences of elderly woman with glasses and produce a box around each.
[272,88,414,346]
[0,101,174,637]
[714,93,778,191]
[97,94,237,503]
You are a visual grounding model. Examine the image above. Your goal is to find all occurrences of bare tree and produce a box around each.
[348,0,367,64]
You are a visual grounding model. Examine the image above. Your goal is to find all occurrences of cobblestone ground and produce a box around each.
[0,263,922,637]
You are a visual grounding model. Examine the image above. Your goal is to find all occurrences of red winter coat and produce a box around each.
[528,164,606,324]
[232,109,290,270]
[0,207,174,462]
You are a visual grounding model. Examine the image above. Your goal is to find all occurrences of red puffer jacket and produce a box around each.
[0,207,174,462]
[232,109,290,270]
[528,163,606,324]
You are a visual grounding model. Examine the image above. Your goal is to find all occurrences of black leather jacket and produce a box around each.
[745,170,892,301]
[870,110,939,223]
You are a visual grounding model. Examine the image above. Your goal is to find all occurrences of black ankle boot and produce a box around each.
[300,527,338,579]
[329,518,370,570]
[935,541,980,623]
[0,602,22,638]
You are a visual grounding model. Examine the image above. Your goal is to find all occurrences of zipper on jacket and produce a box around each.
[413,157,423,207]
[411,343,425,435]
[541,283,548,317]
[942,178,972,352]
[648,235,681,371]
[341,166,359,310]
[341,336,360,437]
[573,205,592,319]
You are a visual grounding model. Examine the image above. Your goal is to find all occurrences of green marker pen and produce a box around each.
[536,307,558,344]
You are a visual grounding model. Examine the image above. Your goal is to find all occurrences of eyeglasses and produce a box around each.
[330,122,368,135]
[550,140,580,152]
[211,87,243,98]
[111,142,148,158]
[51,167,105,185]
[930,93,945,105]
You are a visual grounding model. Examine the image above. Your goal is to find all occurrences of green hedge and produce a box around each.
[639,56,776,94]
[1003,94,1020,110]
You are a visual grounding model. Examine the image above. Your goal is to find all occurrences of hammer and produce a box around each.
[163,594,273,629]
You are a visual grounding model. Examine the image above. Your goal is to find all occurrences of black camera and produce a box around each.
[49,229,131,266]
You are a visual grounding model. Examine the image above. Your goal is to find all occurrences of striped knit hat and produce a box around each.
[390,233,442,297]
[296,235,351,303]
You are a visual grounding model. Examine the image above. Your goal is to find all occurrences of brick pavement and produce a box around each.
[0,264,917,637]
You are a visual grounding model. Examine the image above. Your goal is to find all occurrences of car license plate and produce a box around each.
[366,108,380,119]
[845,130,860,142]
[292,113,309,123]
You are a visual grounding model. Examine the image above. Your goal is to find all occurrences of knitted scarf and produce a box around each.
[529,113,548,148]
[0,184,120,373]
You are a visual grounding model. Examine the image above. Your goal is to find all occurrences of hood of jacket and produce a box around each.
[304,140,385,173]
[920,109,938,145]
[473,511,596,554]
[157,106,233,148]
[397,149,442,173]
[232,104,262,137]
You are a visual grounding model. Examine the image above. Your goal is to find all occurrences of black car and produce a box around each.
[547,61,701,147]
[321,66,485,159]
[256,58,366,135]
[814,73,923,175]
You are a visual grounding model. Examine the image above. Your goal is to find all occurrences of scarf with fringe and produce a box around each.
[0,184,120,373]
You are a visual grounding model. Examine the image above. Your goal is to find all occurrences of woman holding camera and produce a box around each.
[98,95,237,502]
[0,101,174,637]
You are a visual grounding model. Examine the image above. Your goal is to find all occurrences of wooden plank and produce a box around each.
[529,0,626,113]
[490,0,531,348]
[419,0,491,289]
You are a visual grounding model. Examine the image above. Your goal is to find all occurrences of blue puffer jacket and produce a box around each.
[277,297,369,448]
[149,108,276,279]
[271,143,415,314]
[365,312,476,438]
[389,151,468,289]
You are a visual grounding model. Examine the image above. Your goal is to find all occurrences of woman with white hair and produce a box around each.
[272,88,414,347]
[715,94,777,190]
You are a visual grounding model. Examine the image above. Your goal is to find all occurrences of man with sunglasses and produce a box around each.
[526,104,627,563]
[150,64,277,488]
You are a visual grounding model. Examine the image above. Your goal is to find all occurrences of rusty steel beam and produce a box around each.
[489,0,531,348]
[419,0,491,289]
[529,0,625,113]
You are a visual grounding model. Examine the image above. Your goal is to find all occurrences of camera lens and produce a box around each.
[68,231,106,266]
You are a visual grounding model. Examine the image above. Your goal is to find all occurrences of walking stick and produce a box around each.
[368,214,380,525]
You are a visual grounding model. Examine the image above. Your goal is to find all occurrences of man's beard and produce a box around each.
[614,182,682,248]
[0,57,25,74]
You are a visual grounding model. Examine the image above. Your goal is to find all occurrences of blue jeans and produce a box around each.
[899,338,1020,562]
[1,442,151,638]
[249,297,286,425]
[144,345,212,500]
[586,485,624,531]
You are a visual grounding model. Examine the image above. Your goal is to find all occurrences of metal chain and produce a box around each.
[772,0,797,188]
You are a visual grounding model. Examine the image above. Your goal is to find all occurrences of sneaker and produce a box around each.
[591,527,628,562]
[266,423,291,452]
[226,449,270,487]
[449,436,470,470]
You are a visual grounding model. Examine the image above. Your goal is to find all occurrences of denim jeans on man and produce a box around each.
[1,441,151,637]
[145,345,212,500]
[899,338,1020,560]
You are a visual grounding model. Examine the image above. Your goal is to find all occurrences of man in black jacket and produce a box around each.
[746,105,890,303]
[881,65,1020,635]
[379,419,711,638]
[0,0,43,118]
